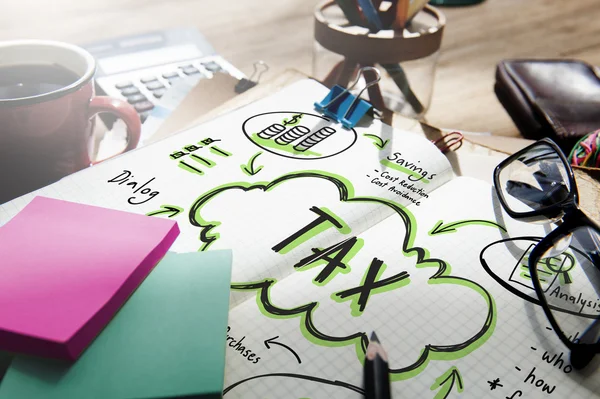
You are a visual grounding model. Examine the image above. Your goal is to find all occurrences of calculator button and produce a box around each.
[162,71,179,79]
[153,89,166,99]
[134,101,154,112]
[126,94,147,104]
[145,81,165,91]
[141,76,159,84]
[182,66,200,75]
[115,81,133,89]
[139,111,150,123]
[120,86,140,96]
[203,62,221,72]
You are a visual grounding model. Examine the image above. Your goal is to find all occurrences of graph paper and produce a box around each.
[1,80,597,398]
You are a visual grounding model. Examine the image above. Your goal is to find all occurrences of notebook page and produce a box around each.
[0,79,452,307]
[222,177,600,398]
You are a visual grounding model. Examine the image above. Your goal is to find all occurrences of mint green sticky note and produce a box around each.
[0,251,232,399]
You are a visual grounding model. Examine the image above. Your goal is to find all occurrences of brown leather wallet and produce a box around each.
[495,59,600,153]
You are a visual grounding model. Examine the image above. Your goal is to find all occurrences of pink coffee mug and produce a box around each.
[0,40,141,204]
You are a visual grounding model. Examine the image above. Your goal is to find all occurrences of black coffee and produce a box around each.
[0,64,79,100]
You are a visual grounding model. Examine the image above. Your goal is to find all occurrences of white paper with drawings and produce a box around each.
[0,79,598,398]
[0,79,453,303]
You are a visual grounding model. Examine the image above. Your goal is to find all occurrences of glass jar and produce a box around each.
[313,1,445,120]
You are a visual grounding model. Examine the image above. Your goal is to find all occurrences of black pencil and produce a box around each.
[364,331,391,399]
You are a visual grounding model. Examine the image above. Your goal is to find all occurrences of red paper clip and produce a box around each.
[432,131,464,154]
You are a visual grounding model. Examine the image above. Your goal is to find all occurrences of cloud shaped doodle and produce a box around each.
[187,171,496,380]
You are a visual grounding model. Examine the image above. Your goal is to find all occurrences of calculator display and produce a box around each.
[98,44,203,75]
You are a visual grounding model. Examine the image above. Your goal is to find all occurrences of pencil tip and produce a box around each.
[366,331,388,362]
[370,331,380,343]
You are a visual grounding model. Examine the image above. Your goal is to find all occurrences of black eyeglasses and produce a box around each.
[493,138,600,370]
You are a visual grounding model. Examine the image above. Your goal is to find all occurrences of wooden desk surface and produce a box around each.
[1,0,599,136]
[1,2,599,246]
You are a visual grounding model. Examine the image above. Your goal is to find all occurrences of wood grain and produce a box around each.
[1,0,599,137]
[2,1,597,219]
[574,167,600,225]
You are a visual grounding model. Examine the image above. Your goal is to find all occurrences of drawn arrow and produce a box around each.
[146,205,183,218]
[241,151,264,176]
[264,336,302,364]
[430,367,464,399]
[363,133,389,150]
[428,219,507,236]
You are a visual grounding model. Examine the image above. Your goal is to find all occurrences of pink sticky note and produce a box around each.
[0,196,179,361]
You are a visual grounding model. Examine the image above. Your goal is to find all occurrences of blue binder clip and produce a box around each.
[315,66,381,129]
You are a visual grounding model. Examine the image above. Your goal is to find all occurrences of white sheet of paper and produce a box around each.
[1,79,598,398]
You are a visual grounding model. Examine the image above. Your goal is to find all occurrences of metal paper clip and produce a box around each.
[235,61,269,93]
[314,66,381,129]
[432,131,464,153]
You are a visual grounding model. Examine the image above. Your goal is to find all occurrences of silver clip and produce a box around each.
[249,60,269,84]
[235,61,270,93]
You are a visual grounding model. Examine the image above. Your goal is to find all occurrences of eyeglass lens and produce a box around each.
[498,143,571,216]
[534,226,600,347]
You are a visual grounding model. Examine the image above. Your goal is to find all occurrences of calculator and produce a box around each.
[83,27,245,123]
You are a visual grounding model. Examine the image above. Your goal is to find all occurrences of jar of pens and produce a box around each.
[313,0,445,123]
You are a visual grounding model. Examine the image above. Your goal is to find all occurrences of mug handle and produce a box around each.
[87,96,142,165]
